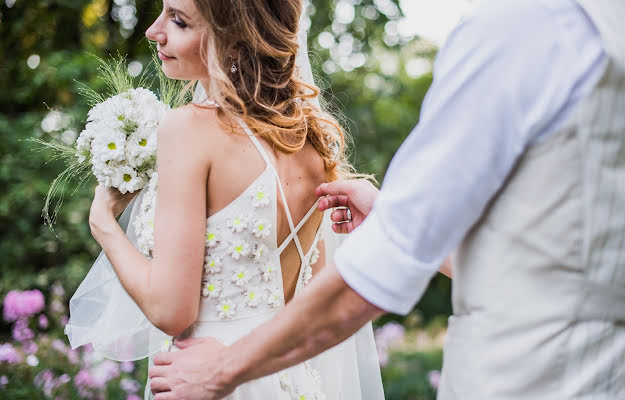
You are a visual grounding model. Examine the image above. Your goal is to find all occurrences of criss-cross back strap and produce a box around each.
[238,119,320,262]
[277,197,321,255]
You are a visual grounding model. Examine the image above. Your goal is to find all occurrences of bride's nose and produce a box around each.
[145,17,166,44]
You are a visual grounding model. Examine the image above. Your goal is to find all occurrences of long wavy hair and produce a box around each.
[190,0,359,181]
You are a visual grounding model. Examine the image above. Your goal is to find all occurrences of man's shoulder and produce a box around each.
[456,0,565,43]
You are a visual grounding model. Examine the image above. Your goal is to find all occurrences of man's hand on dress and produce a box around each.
[315,179,379,234]
[149,337,234,400]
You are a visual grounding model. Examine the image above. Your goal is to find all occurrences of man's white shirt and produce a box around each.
[335,0,607,314]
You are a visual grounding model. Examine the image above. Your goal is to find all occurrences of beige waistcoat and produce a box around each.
[439,1,625,399]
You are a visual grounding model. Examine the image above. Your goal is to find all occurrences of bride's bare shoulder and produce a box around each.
[156,103,234,160]
[158,103,223,138]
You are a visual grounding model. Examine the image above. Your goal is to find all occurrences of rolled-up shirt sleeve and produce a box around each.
[334,0,605,315]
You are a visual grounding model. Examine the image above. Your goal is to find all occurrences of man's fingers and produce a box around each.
[318,195,349,211]
[154,391,177,400]
[173,337,204,349]
[332,221,354,234]
[315,180,356,197]
[331,208,350,223]
[150,377,171,394]
[153,351,174,365]
[148,365,169,379]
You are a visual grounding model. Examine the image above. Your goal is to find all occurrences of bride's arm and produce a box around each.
[89,107,210,336]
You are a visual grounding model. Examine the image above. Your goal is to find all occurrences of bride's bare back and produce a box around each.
[185,105,326,302]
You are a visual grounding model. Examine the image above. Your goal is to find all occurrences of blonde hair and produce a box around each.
[189,0,362,181]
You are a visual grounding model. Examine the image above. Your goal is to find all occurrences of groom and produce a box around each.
[149,0,625,398]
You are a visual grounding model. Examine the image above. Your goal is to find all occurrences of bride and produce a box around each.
[65,0,384,398]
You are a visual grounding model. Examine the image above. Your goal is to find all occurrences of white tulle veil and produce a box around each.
[65,1,383,397]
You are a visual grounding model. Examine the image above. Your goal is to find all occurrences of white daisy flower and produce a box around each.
[266,288,283,308]
[201,278,222,299]
[111,164,144,194]
[205,227,220,248]
[244,287,260,307]
[216,299,236,319]
[231,266,250,287]
[279,371,292,391]
[305,361,322,385]
[127,126,157,165]
[251,185,270,208]
[302,265,313,286]
[253,243,269,263]
[260,262,276,282]
[203,255,223,274]
[309,247,320,265]
[251,218,271,238]
[228,240,250,260]
[226,215,248,233]
[92,130,126,163]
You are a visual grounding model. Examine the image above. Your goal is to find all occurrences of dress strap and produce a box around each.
[238,118,274,167]
[274,180,308,262]
[237,118,319,263]
[278,198,321,255]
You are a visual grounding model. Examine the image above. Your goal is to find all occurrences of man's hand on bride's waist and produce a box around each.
[149,337,237,400]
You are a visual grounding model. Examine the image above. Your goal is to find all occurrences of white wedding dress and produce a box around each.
[66,116,385,400]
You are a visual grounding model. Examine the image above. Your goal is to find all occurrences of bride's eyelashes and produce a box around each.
[170,14,187,29]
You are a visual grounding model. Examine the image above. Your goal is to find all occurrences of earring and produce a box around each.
[231,62,237,73]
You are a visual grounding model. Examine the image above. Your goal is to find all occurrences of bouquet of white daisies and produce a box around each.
[33,53,188,227]
[76,87,167,194]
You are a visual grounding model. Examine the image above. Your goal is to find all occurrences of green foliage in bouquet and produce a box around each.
[29,52,189,229]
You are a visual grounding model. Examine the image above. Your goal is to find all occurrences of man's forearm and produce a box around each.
[221,264,384,387]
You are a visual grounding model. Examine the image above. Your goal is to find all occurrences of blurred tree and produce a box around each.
[0,0,449,322]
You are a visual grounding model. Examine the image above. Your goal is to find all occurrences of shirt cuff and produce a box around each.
[334,212,439,315]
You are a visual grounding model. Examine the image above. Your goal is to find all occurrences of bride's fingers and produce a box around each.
[150,377,171,393]
[318,195,349,211]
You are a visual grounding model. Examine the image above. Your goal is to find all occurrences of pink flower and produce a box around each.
[90,360,120,387]
[67,348,79,364]
[34,369,55,396]
[377,349,389,367]
[74,369,96,388]
[38,314,49,329]
[58,374,71,385]
[12,317,34,342]
[126,395,142,400]
[51,339,67,353]
[428,370,441,390]
[50,299,64,314]
[3,289,45,322]
[120,361,135,373]
[0,343,21,364]
[121,378,140,393]
[374,321,406,367]
[374,321,405,347]
[52,284,65,297]
[23,340,38,355]
[74,369,99,399]
[0,375,8,388]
